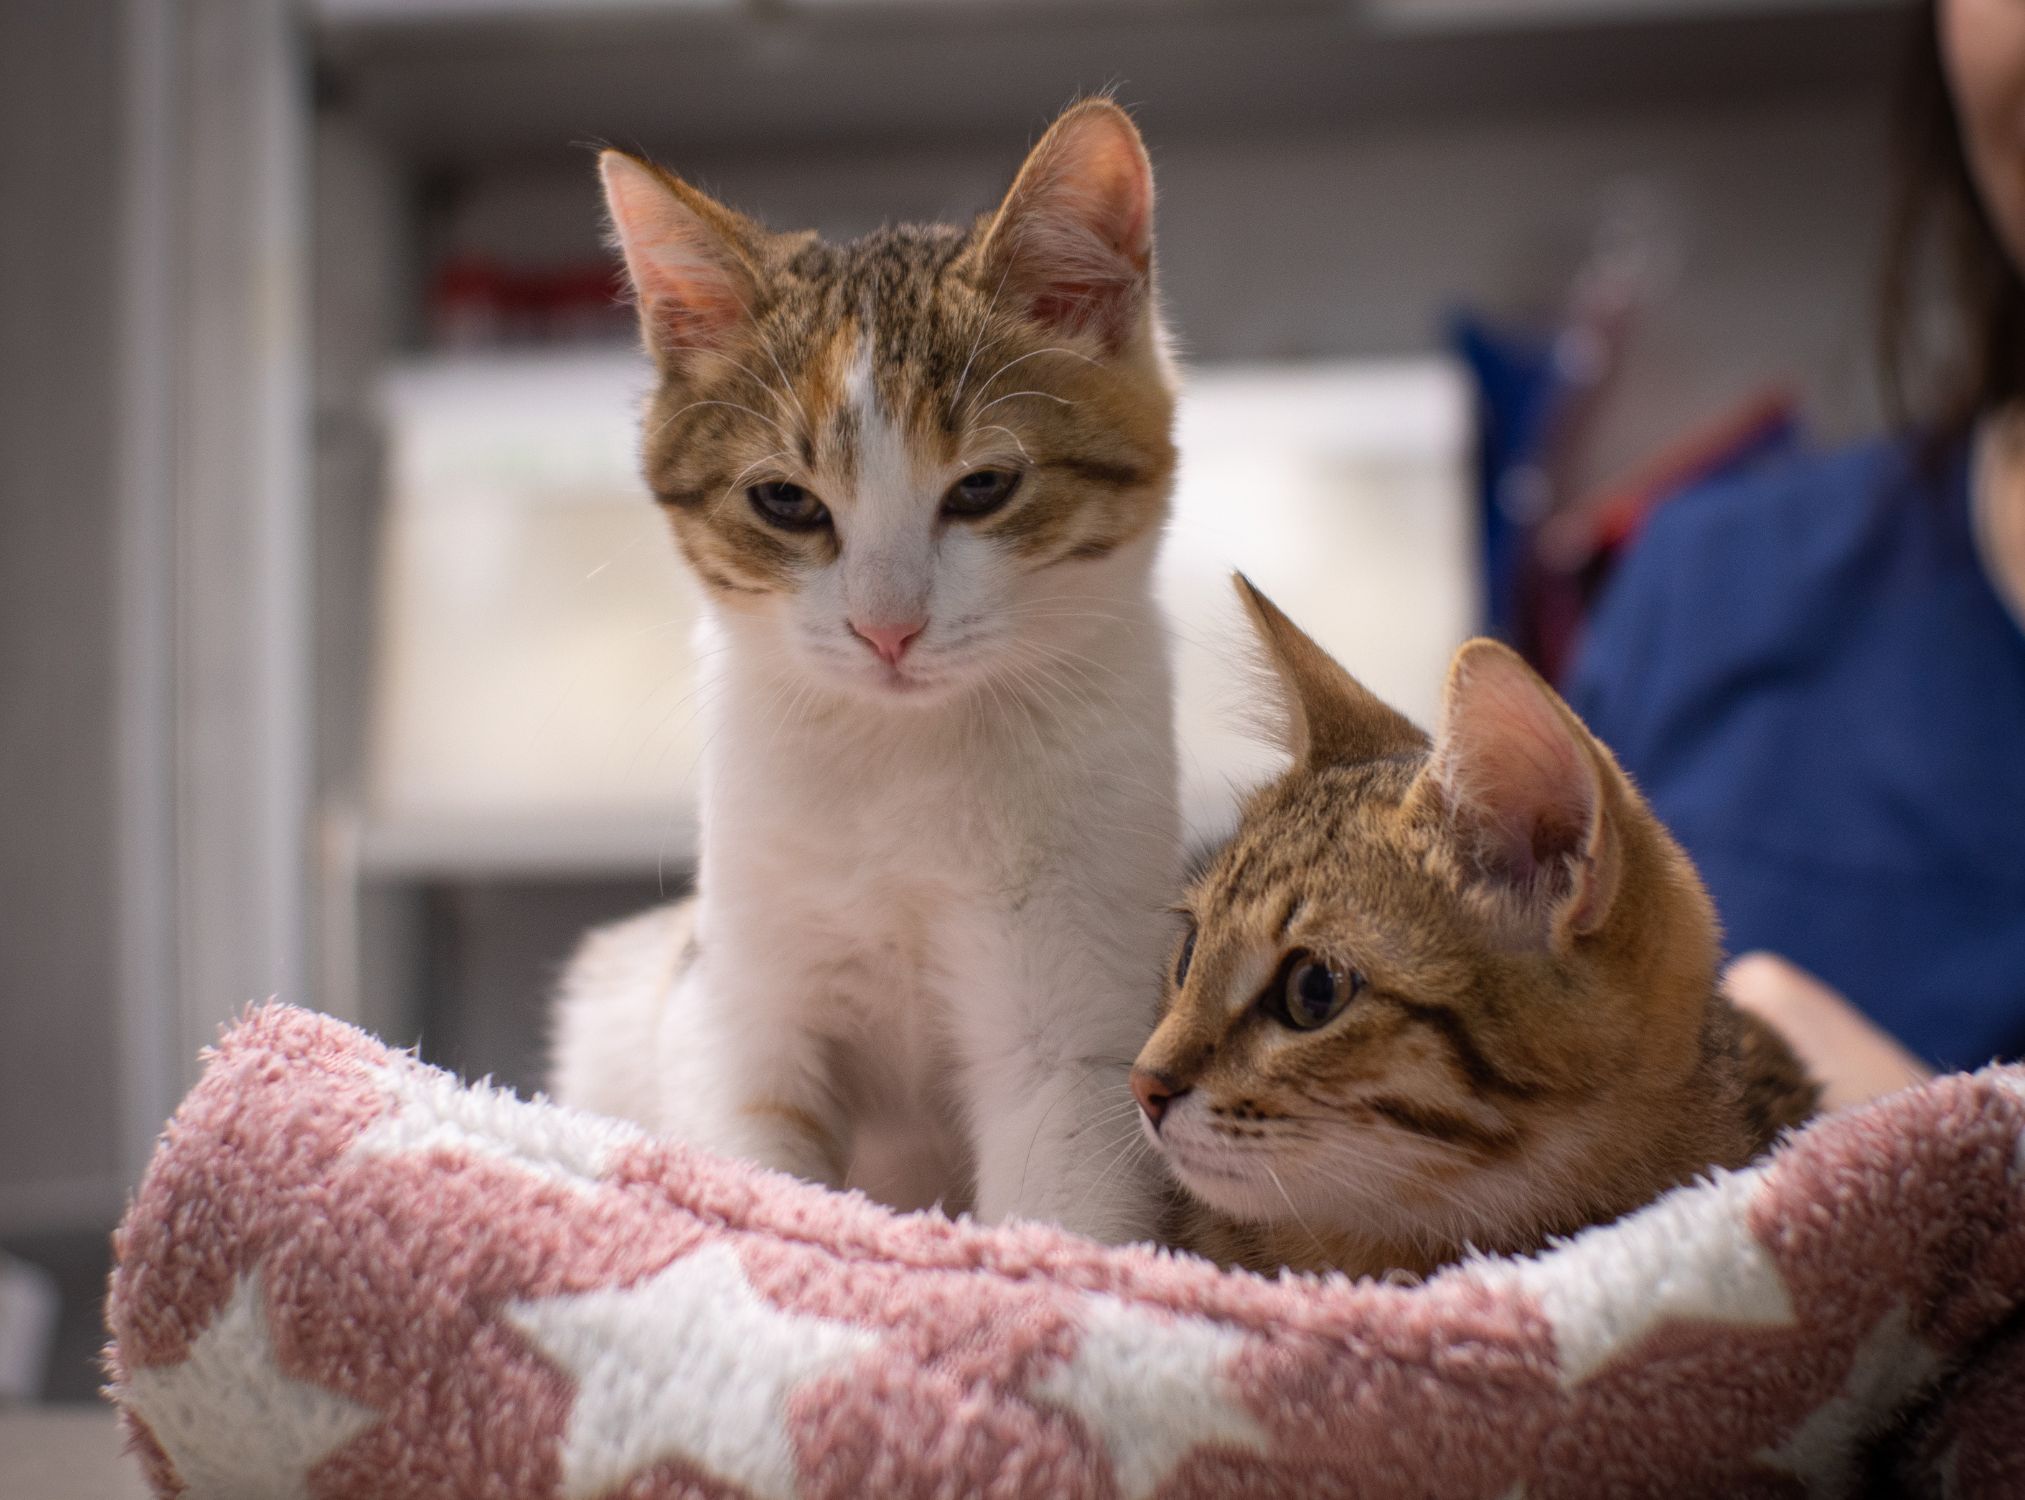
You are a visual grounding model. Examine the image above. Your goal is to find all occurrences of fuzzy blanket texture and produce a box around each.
[105,1004,2025,1499]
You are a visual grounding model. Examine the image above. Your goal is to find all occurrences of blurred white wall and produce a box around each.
[434,91,1885,488]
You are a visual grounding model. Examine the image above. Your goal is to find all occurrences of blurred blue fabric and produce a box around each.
[1452,310,1562,644]
[1568,436,2025,1071]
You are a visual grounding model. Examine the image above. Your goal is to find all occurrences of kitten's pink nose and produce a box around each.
[850,617,926,666]
[1131,1067,1186,1130]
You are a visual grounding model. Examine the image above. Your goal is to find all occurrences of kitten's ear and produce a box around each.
[1235,574,1429,768]
[1418,640,1623,948]
[973,99,1155,349]
[600,151,762,364]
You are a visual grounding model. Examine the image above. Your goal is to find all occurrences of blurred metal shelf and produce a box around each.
[314,0,1305,23]
[312,0,1902,170]
[1368,0,1884,29]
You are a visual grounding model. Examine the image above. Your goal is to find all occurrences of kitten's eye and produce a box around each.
[1174,922,1198,988]
[942,468,1022,518]
[748,481,830,530]
[1267,952,1360,1030]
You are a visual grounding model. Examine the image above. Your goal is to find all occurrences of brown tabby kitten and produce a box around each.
[1131,577,1819,1279]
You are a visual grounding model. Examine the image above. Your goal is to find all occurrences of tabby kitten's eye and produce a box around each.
[942,468,1022,518]
[1268,952,1360,1030]
[1174,922,1198,988]
[748,481,830,530]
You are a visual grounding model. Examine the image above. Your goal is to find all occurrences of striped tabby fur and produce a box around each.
[1133,579,1819,1278]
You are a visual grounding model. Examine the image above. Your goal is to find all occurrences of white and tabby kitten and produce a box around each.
[552,101,1181,1244]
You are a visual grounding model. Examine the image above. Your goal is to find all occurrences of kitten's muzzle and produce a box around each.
[1130,1067,1189,1130]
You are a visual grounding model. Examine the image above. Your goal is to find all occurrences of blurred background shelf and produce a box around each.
[310,0,1898,167]
[354,349,1472,846]
[348,808,699,879]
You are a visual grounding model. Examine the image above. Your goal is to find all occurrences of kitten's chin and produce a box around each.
[824,661,971,707]
[1173,1166,1286,1224]
[1148,1131,1282,1221]
[800,644,1009,708]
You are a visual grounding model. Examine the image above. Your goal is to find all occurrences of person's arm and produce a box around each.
[1724,951,1933,1113]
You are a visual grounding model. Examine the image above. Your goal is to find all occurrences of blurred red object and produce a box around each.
[1531,388,1801,684]
[427,255,633,349]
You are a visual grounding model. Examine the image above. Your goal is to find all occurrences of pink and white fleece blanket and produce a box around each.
[106,1005,2025,1499]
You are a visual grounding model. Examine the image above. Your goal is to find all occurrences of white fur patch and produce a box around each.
[836,335,933,631]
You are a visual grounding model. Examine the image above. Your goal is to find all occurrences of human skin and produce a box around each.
[1725,953,1934,1112]
[1941,0,2025,275]
[1943,0,2025,608]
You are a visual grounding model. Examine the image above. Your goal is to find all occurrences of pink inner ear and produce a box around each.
[998,114,1152,343]
[1438,654,1598,898]
[601,157,749,350]
[638,270,747,349]
[1477,727,1591,876]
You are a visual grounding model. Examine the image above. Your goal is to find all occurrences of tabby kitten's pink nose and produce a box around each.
[851,618,926,666]
[1131,1067,1183,1129]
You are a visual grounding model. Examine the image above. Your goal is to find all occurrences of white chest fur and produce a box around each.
[552,538,1181,1245]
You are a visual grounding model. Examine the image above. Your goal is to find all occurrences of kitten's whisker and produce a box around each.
[1012,638,1138,693]
[1264,1164,1335,1269]
[976,343,1102,389]
[999,634,1128,677]
[999,598,1212,649]
[651,398,794,444]
[711,450,796,514]
[654,342,807,430]
[1002,599,1222,658]
[964,425,1033,464]
[962,343,1101,424]
[573,515,675,588]
[993,666,1056,776]
[949,256,1018,416]
[1065,1128,1156,1224]
[1019,1071,1142,1215]
[754,335,813,433]
[997,659,1170,809]
[976,670,1066,811]
[626,671,726,781]
[689,283,812,433]
[986,669,1164,827]
[970,389,1073,419]
[1303,1152,1492,1248]
[994,653,1104,727]
[1083,1100,1152,1130]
